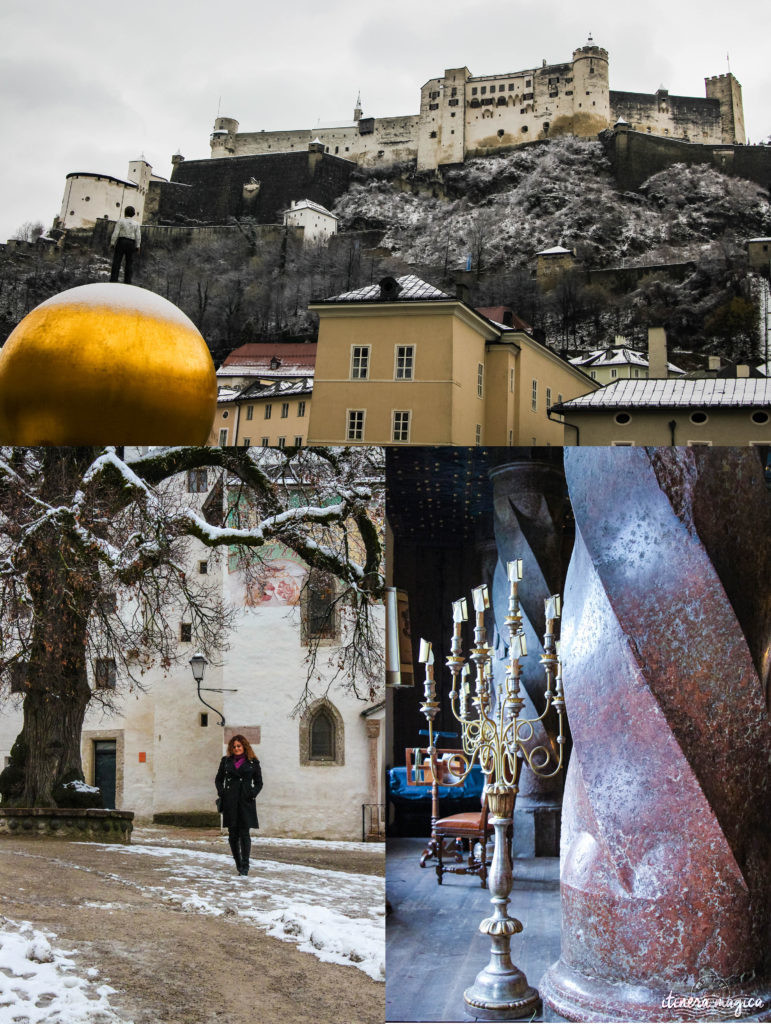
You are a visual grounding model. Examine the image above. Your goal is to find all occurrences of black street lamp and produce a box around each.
[189,653,225,726]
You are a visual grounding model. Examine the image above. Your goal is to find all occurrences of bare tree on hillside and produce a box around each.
[13,221,45,243]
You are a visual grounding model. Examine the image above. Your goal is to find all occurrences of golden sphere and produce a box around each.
[0,283,217,444]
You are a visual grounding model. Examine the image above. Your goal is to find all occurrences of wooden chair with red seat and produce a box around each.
[434,788,493,887]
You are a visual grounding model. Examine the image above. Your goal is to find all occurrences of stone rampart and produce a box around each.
[147,151,355,226]
[603,128,771,191]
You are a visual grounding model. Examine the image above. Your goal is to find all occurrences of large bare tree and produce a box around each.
[0,445,384,808]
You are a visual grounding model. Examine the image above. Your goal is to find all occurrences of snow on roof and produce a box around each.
[569,347,684,373]
[536,245,573,256]
[287,199,337,218]
[37,282,200,330]
[321,274,452,303]
[236,376,314,401]
[554,377,771,410]
[217,386,242,402]
[217,343,317,378]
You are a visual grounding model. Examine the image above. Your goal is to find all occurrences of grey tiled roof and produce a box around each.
[237,377,314,401]
[320,274,452,303]
[554,378,771,410]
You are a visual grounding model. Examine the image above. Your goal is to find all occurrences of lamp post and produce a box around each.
[189,653,225,727]
[418,560,566,1020]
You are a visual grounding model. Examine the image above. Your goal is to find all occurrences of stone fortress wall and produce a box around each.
[208,39,745,172]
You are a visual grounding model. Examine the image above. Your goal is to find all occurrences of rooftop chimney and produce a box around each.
[647,327,668,378]
[707,355,722,371]
[379,276,403,301]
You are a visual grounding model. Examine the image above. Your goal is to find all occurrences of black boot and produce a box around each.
[228,831,242,874]
[239,831,251,876]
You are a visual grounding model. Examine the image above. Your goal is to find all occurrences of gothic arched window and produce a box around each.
[300,699,344,766]
[310,708,335,759]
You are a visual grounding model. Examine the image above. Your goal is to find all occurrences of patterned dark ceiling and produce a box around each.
[386,448,564,542]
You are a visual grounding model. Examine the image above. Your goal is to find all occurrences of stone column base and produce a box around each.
[512,796,561,858]
[540,958,771,1023]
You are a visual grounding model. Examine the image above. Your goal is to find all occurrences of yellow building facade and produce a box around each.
[307,276,597,446]
[209,378,312,448]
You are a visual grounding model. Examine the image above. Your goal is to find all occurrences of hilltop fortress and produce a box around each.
[209,38,745,171]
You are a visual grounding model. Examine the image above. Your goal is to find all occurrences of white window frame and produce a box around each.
[392,410,411,443]
[477,362,484,398]
[350,345,370,380]
[218,428,228,446]
[297,400,306,417]
[475,423,482,446]
[394,345,415,381]
[531,379,538,412]
[546,387,552,411]
[246,405,254,420]
[346,409,366,442]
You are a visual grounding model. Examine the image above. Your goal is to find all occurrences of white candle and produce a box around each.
[452,597,468,623]
[507,634,528,659]
[545,595,561,621]
[507,559,523,581]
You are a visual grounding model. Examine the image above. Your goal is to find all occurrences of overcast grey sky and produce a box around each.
[1,0,769,242]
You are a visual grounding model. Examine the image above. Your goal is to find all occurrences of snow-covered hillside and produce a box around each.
[334,139,771,272]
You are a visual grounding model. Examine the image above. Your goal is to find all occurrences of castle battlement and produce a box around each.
[208,41,745,171]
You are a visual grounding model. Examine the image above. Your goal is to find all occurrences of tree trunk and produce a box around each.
[17,600,91,807]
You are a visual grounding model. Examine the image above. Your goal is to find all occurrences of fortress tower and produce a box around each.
[705,73,745,144]
[210,117,240,157]
[570,39,610,135]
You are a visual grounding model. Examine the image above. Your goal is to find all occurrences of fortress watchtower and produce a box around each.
[210,117,240,157]
[705,73,745,144]
[571,38,610,135]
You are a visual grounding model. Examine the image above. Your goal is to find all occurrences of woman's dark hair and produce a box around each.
[227,734,257,760]
[124,206,135,218]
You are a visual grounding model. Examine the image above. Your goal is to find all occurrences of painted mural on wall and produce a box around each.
[243,558,306,607]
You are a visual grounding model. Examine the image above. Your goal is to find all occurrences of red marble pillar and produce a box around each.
[540,447,771,1022]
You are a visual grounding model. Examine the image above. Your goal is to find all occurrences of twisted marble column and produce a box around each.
[541,447,771,1022]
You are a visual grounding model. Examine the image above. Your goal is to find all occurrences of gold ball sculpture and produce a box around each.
[0,283,217,445]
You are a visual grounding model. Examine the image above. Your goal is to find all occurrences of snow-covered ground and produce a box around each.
[0,917,128,1024]
[0,831,384,1023]
[92,834,385,982]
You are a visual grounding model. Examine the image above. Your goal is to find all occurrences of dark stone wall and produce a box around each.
[602,128,771,192]
[146,151,355,226]
[610,90,722,139]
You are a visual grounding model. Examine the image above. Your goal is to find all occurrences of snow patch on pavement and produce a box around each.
[0,917,130,1023]
[90,841,385,981]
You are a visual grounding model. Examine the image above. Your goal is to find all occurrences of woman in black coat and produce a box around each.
[215,734,263,875]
